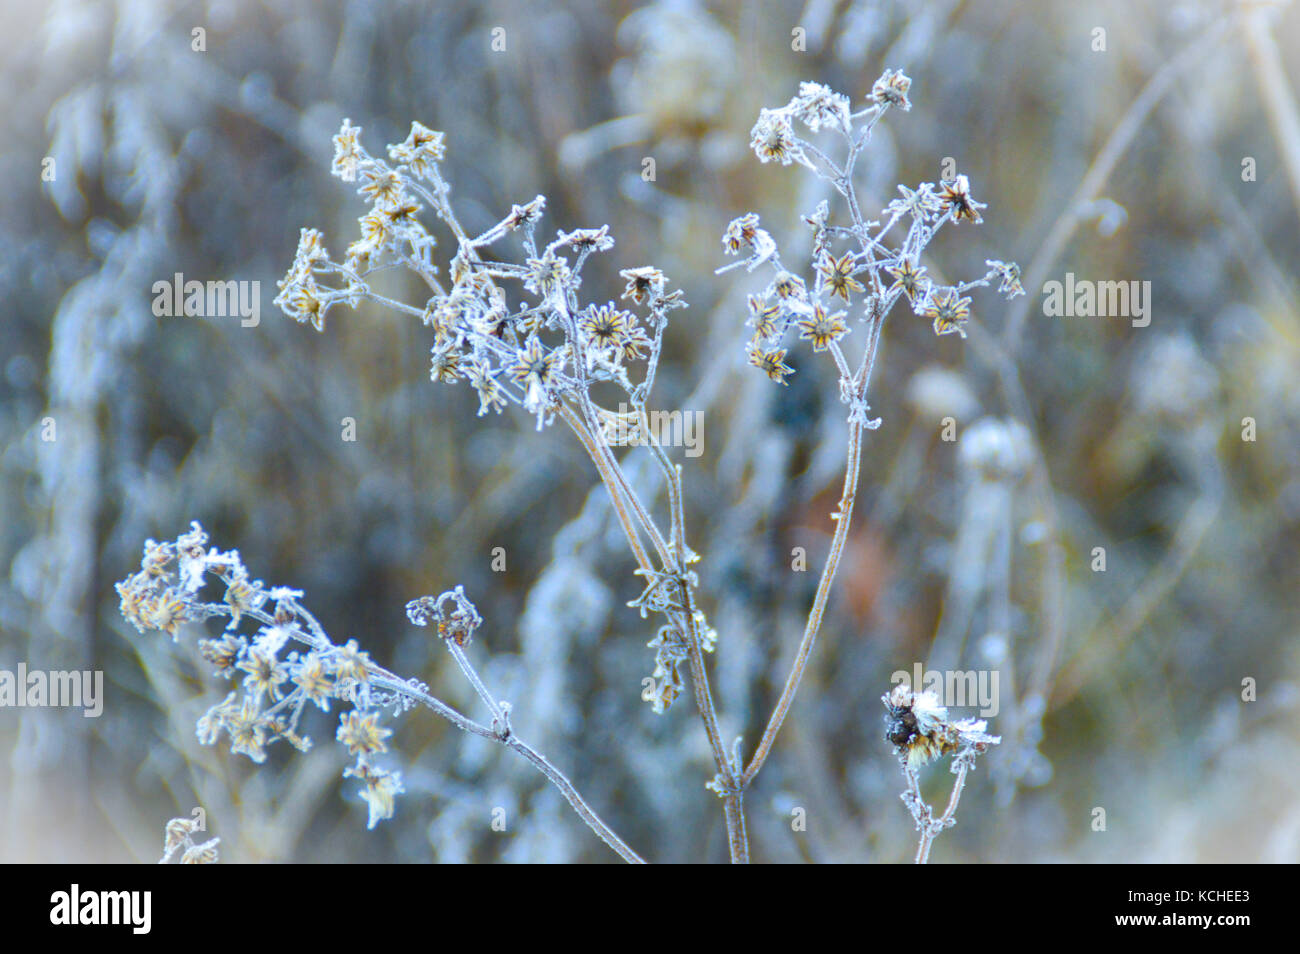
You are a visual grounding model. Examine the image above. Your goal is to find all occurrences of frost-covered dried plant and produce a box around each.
[118,522,642,861]
[712,74,1022,835]
[883,685,1000,864]
[120,71,1020,863]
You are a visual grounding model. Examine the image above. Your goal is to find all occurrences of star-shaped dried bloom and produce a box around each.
[358,167,405,208]
[770,270,807,302]
[797,302,850,351]
[429,345,461,384]
[791,81,851,133]
[331,119,366,182]
[581,303,629,349]
[387,121,445,179]
[924,288,972,337]
[750,108,804,165]
[334,639,373,685]
[817,250,865,302]
[986,259,1025,298]
[199,633,247,679]
[886,182,943,219]
[148,589,190,641]
[523,250,571,299]
[886,257,930,303]
[747,343,795,384]
[336,710,393,756]
[747,295,782,340]
[619,266,666,304]
[292,652,335,711]
[616,324,653,363]
[466,360,507,416]
[237,646,288,703]
[721,213,761,255]
[939,174,986,224]
[508,336,560,391]
[226,696,268,764]
[506,195,546,229]
[290,282,327,332]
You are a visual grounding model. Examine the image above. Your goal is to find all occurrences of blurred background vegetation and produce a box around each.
[1,0,1298,863]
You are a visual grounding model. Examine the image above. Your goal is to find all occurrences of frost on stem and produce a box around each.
[882,684,1000,863]
[718,70,1024,426]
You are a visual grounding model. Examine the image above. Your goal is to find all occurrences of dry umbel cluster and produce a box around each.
[119,70,1017,863]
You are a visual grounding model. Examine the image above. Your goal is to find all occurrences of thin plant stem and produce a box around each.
[743,311,883,786]
[447,642,509,734]
[555,402,657,575]
[913,757,970,865]
[723,793,750,864]
[505,736,646,864]
[558,399,742,860]
[442,633,645,864]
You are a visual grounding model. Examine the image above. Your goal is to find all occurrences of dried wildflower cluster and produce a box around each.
[882,684,1000,863]
[117,524,643,860]
[117,522,416,829]
[272,115,717,716]
[720,73,1024,417]
[275,118,686,430]
[158,816,220,864]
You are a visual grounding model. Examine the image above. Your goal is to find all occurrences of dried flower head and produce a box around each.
[331,118,366,182]
[817,250,865,303]
[882,684,1000,770]
[791,81,851,133]
[581,302,630,349]
[771,271,807,302]
[939,174,986,224]
[406,586,483,647]
[923,288,972,338]
[747,295,782,340]
[747,343,795,384]
[871,68,913,111]
[796,302,850,351]
[722,213,762,255]
[387,121,445,179]
[619,266,666,304]
[985,259,1025,298]
[885,257,930,304]
[750,108,803,166]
